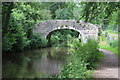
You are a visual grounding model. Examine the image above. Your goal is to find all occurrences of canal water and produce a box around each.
[2,47,68,78]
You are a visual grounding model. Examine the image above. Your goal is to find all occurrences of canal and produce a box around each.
[2,47,68,78]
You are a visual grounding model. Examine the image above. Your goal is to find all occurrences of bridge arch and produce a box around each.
[33,20,98,43]
[46,28,82,46]
[46,27,82,39]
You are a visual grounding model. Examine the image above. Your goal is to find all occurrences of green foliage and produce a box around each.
[50,35,60,46]
[84,39,103,67]
[50,30,79,47]
[30,33,47,49]
[81,2,119,24]
[2,2,52,52]
[3,26,30,52]
[55,8,73,19]
[55,2,80,20]
[2,2,118,52]
[109,11,119,26]
[56,39,103,78]
[69,39,103,67]
[38,9,52,20]
[58,58,92,78]
[3,33,17,51]
[109,39,118,47]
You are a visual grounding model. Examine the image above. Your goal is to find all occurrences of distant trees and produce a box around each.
[50,2,119,30]
[80,2,119,30]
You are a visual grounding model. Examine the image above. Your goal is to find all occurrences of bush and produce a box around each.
[69,39,103,68]
[84,39,103,68]
[57,55,93,78]
[3,28,47,52]
[3,26,30,52]
[55,38,103,78]
[50,35,60,46]
[3,33,17,52]
[30,33,47,49]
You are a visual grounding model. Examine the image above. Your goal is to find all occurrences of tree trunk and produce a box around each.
[3,2,14,36]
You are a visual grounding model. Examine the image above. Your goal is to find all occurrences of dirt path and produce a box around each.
[93,49,119,79]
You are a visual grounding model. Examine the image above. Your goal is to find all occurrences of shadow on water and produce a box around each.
[2,47,68,78]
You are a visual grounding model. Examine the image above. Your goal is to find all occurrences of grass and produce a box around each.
[99,42,118,56]
[99,30,119,57]
[103,30,118,35]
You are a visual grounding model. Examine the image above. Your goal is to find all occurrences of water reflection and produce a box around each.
[2,47,68,78]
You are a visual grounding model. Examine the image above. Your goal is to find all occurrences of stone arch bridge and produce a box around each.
[33,20,98,43]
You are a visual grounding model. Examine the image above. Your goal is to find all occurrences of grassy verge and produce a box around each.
[99,42,118,56]
[103,30,118,35]
[99,30,119,57]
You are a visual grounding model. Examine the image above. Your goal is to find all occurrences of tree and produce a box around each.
[80,2,119,24]
[2,2,52,52]
[2,2,14,36]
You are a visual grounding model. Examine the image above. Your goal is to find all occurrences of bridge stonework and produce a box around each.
[33,20,98,43]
